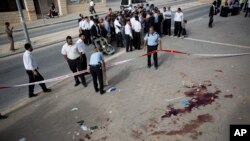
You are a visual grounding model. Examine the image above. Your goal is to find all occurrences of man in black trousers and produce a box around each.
[209,1,217,28]
[90,19,101,40]
[143,26,162,70]
[89,47,106,94]
[23,43,51,98]
[125,20,133,52]
[61,36,87,87]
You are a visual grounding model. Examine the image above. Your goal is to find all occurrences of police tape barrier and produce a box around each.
[0,49,250,89]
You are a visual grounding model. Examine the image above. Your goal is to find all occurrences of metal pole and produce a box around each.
[16,0,30,43]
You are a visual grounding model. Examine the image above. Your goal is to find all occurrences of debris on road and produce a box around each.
[215,69,223,73]
[165,96,183,102]
[89,126,98,130]
[80,125,88,131]
[71,107,79,111]
[85,134,91,140]
[224,94,233,98]
[107,87,116,93]
[179,72,187,78]
[180,100,190,105]
[77,120,84,126]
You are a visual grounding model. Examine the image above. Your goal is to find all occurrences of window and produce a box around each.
[132,0,147,4]
[0,0,25,12]
[121,0,129,5]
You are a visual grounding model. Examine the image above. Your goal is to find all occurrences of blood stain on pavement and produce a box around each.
[152,114,213,139]
[162,84,220,118]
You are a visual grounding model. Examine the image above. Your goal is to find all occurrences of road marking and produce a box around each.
[185,38,250,49]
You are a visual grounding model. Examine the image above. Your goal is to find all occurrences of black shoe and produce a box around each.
[43,89,52,93]
[95,88,100,93]
[83,82,87,87]
[29,94,38,98]
[84,72,90,75]
[147,65,151,69]
[0,114,8,119]
[75,82,80,87]
[100,90,106,95]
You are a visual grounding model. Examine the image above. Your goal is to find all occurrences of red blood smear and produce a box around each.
[85,134,91,140]
[162,85,220,118]
[153,114,213,137]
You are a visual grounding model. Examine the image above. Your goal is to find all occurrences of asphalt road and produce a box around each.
[0,0,196,45]
[0,5,209,112]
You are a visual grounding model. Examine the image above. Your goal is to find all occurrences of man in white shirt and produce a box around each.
[61,36,87,87]
[89,0,96,14]
[76,33,88,70]
[133,16,142,50]
[125,20,133,52]
[174,8,184,37]
[89,16,95,29]
[23,43,51,98]
[114,18,124,47]
[79,17,85,34]
[163,6,172,36]
[82,16,91,45]
[130,14,136,29]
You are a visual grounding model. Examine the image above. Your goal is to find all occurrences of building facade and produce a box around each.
[0,0,105,25]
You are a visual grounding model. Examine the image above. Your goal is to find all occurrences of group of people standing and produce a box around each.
[209,0,250,28]
[19,3,189,99]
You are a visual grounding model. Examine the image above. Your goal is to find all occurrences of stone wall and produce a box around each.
[0,10,29,25]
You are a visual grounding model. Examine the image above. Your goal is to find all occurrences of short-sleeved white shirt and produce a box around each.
[61,43,81,60]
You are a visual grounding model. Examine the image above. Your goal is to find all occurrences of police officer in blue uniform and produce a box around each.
[143,26,162,70]
[89,47,106,94]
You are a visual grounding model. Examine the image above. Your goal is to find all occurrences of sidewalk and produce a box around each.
[0,0,211,58]
[0,14,249,141]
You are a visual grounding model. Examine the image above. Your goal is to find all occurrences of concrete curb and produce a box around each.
[0,34,78,58]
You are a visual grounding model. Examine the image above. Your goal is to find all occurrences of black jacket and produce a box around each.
[209,5,215,17]
[90,24,101,37]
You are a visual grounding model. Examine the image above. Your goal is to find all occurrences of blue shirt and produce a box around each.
[144,32,160,46]
[104,20,110,33]
[154,13,159,23]
[89,52,103,65]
